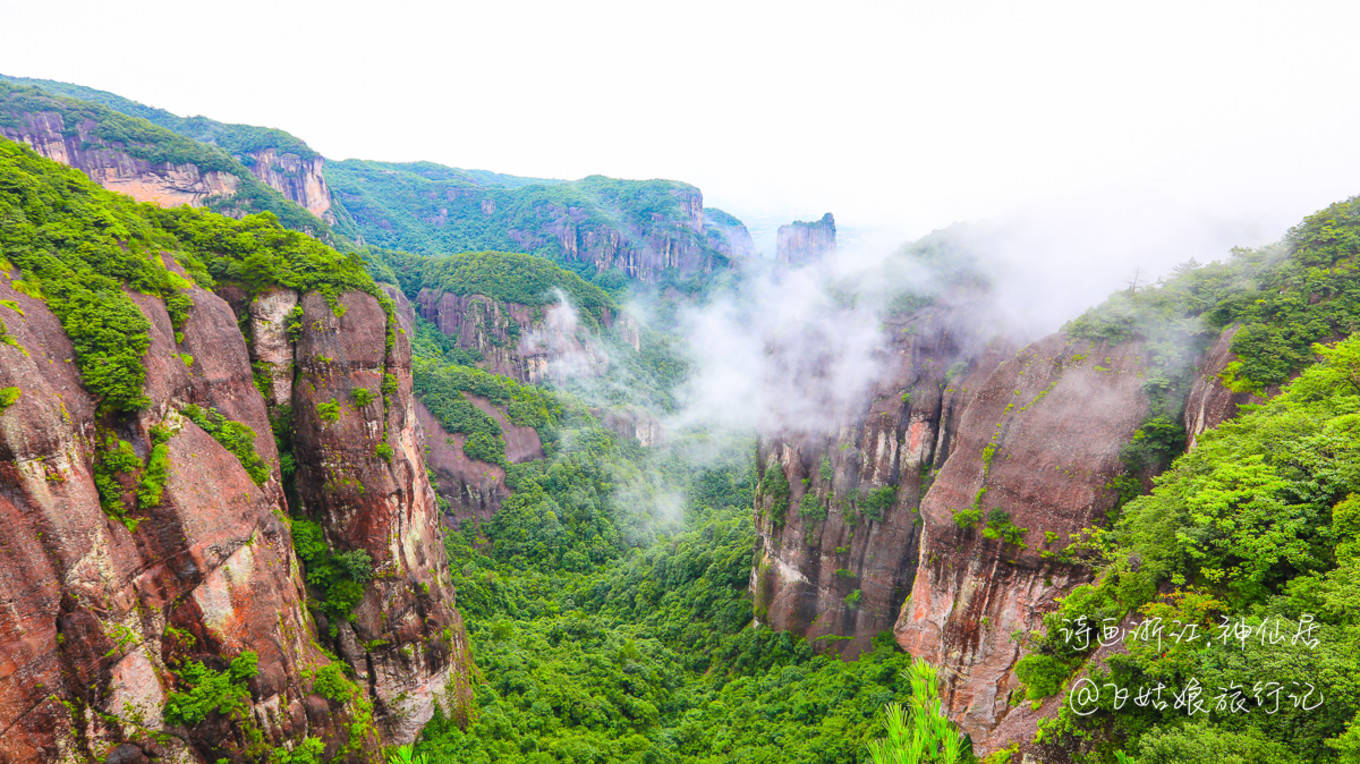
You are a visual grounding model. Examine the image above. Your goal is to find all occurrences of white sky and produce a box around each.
[4,0,1360,256]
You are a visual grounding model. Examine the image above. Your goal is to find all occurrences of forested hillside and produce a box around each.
[327,160,751,286]
[0,79,328,234]
[0,75,752,289]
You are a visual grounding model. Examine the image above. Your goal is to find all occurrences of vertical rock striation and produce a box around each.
[0,267,472,759]
[0,272,337,761]
[244,289,475,745]
[246,148,331,219]
[750,305,994,657]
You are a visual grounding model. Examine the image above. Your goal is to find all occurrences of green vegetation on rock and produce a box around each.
[0,137,380,411]
[1021,335,1360,762]
[0,80,326,235]
[291,518,375,630]
[163,651,259,727]
[372,247,614,322]
[329,161,737,287]
[182,404,270,485]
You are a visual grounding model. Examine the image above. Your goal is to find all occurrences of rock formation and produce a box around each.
[749,285,1160,754]
[0,111,239,207]
[750,304,986,657]
[776,212,836,266]
[245,148,331,219]
[500,185,743,282]
[244,288,474,745]
[0,271,471,759]
[412,289,612,386]
[894,335,1149,755]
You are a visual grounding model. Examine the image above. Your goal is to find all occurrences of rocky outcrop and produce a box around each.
[704,209,755,262]
[749,305,997,657]
[894,335,1150,755]
[747,285,1156,753]
[0,271,348,761]
[246,148,331,219]
[0,249,472,760]
[1,112,239,207]
[415,401,508,528]
[503,187,735,282]
[414,393,543,530]
[413,290,610,385]
[243,289,475,744]
[1182,324,1262,448]
[776,212,836,266]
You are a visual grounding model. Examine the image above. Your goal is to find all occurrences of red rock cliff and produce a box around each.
[749,304,1002,657]
[0,261,471,760]
[240,288,475,745]
[894,335,1149,755]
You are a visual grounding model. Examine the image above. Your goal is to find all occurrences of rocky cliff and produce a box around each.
[0,142,471,761]
[1181,324,1263,448]
[0,80,327,237]
[750,305,986,657]
[749,295,1158,753]
[327,161,750,284]
[776,212,836,266]
[0,110,239,207]
[493,184,736,282]
[238,288,474,746]
[894,335,1149,755]
[376,285,541,530]
[414,289,612,386]
[245,149,331,219]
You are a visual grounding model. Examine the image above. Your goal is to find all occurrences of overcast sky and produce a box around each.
[4,0,1360,258]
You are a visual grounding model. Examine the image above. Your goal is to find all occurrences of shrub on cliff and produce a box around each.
[163,651,259,727]
[291,518,374,629]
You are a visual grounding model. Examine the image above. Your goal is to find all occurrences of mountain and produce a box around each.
[748,195,1360,757]
[0,79,329,237]
[776,212,836,265]
[0,74,333,219]
[0,75,753,288]
[326,160,753,285]
[7,70,1360,764]
[0,139,469,761]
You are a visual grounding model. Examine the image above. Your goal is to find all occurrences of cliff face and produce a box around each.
[327,161,749,284]
[246,148,331,219]
[748,292,1154,752]
[0,263,470,760]
[1,112,239,207]
[749,305,997,657]
[379,286,537,530]
[1182,324,1262,448]
[776,212,836,266]
[894,335,1149,754]
[414,289,611,386]
[0,271,325,761]
[504,186,735,282]
[704,209,755,262]
[240,289,474,744]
